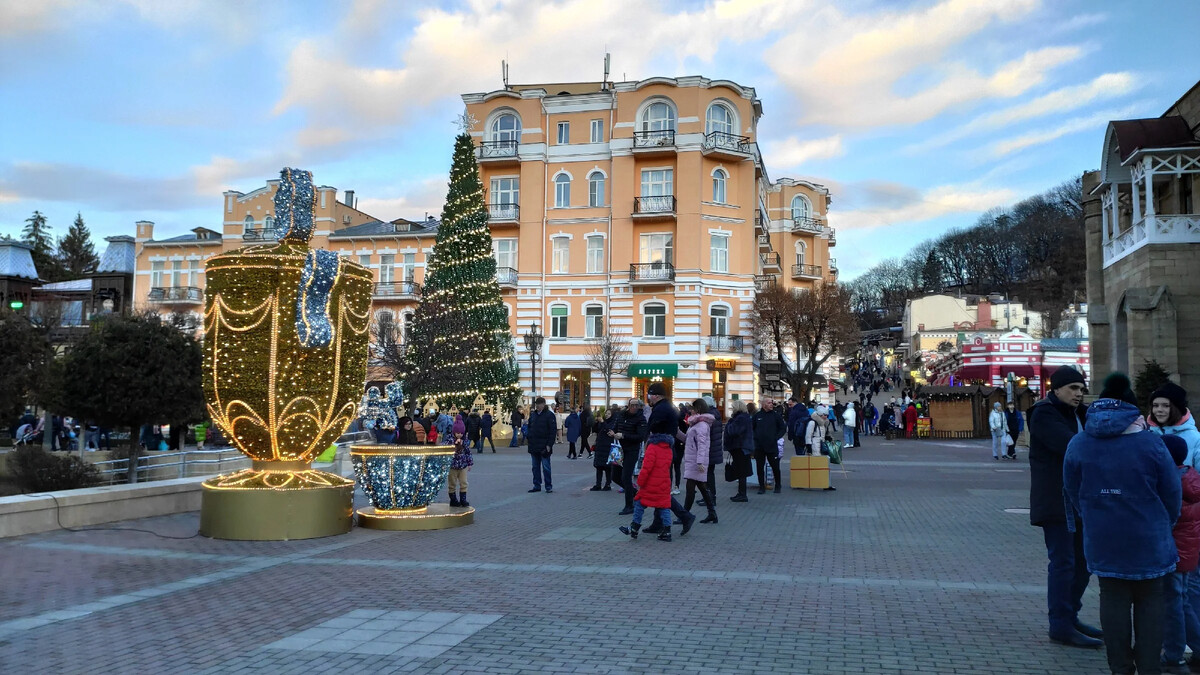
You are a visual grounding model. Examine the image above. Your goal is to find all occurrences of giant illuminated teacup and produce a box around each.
[350,444,474,530]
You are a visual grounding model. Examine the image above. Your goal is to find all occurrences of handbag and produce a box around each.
[824,440,842,464]
[1004,435,1014,447]
[724,461,738,482]
[607,447,622,465]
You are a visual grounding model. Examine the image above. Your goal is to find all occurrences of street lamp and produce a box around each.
[523,322,543,396]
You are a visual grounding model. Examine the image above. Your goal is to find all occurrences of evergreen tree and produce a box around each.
[403,130,520,410]
[22,211,61,280]
[58,212,99,278]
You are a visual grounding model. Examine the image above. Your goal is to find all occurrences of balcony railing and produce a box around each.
[634,195,676,215]
[760,252,781,269]
[791,217,822,233]
[791,264,822,279]
[758,234,771,249]
[829,258,839,274]
[702,131,751,155]
[148,287,203,303]
[707,335,745,353]
[373,281,421,298]
[753,274,776,292]
[829,228,837,246]
[755,212,767,232]
[629,262,675,283]
[479,139,518,159]
[243,228,279,242]
[1103,214,1200,267]
[632,129,676,149]
[496,266,518,286]
[488,203,519,222]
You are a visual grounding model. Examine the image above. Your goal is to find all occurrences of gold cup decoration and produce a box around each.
[199,167,371,540]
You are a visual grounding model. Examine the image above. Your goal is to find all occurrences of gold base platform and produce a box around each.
[199,469,354,541]
[355,503,475,531]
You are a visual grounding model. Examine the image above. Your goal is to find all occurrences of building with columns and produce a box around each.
[1085,79,1200,390]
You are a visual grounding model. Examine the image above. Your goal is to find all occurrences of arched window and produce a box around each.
[554,173,571,208]
[791,194,812,223]
[401,312,414,343]
[710,305,730,336]
[244,214,254,232]
[643,303,667,337]
[795,240,807,267]
[587,171,605,207]
[264,215,275,232]
[490,112,521,143]
[639,101,676,132]
[705,103,735,136]
[712,168,728,204]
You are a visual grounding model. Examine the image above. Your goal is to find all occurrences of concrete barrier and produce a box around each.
[0,477,205,539]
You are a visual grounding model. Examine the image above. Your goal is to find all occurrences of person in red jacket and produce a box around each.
[1163,435,1200,672]
[903,403,919,438]
[619,429,674,542]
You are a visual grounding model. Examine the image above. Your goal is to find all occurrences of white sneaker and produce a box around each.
[671,486,680,495]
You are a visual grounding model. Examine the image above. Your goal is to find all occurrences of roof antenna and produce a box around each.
[603,52,610,90]
[502,59,509,89]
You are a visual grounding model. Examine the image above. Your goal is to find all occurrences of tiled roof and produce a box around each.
[96,236,135,274]
[1110,116,1200,161]
[330,219,440,237]
[37,279,91,292]
[1040,338,1085,351]
[0,241,38,279]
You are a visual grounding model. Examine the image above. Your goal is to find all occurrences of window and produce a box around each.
[639,101,676,132]
[243,214,254,232]
[554,174,571,208]
[795,241,807,266]
[557,121,570,144]
[712,168,728,204]
[586,236,604,273]
[552,237,569,273]
[791,194,812,222]
[171,260,183,287]
[706,103,735,135]
[585,305,604,338]
[640,169,673,197]
[377,311,394,338]
[399,253,416,281]
[490,112,521,142]
[490,177,519,210]
[590,119,603,143]
[379,254,395,283]
[550,305,568,338]
[710,234,729,272]
[151,261,163,288]
[264,215,275,232]
[639,233,673,264]
[358,254,371,269]
[188,259,200,287]
[588,171,605,207]
[493,238,518,269]
[401,312,414,343]
[643,303,666,337]
[710,305,730,336]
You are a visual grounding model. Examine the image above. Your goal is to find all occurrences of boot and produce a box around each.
[657,530,672,542]
[449,493,460,507]
[459,491,469,507]
[619,522,640,539]
[589,484,602,491]
[642,520,664,534]
[700,507,718,524]
[680,512,696,536]
[730,493,748,502]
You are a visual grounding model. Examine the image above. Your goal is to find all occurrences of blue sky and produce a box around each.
[1,0,1197,279]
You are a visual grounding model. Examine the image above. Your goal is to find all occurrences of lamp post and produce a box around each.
[523,322,543,397]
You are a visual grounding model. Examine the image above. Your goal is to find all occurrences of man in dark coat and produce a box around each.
[509,407,525,447]
[788,395,811,455]
[526,397,557,493]
[752,398,788,493]
[612,398,648,514]
[1029,366,1101,648]
[643,383,696,535]
[578,404,594,459]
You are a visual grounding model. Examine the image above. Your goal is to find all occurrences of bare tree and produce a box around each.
[584,330,632,406]
[787,283,860,401]
[750,285,796,385]
[371,315,406,381]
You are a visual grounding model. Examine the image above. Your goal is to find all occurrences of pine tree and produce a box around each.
[58,212,99,279]
[22,211,62,280]
[402,131,521,410]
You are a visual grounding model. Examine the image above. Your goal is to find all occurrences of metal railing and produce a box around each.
[479,139,518,158]
[753,274,776,291]
[829,258,839,274]
[829,228,837,246]
[760,252,781,268]
[148,286,203,303]
[90,447,250,485]
[634,195,676,215]
[792,217,823,233]
[755,212,767,231]
[703,131,751,154]
[630,262,676,282]
[758,234,771,248]
[488,203,519,221]
[243,228,279,242]
[373,281,421,297]
[707,335,745,352]
[633,129,676,148]
[792,264,822,279]
[496,266,518,285]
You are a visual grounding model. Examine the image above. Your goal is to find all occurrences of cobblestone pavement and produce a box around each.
[0,435,1112,674]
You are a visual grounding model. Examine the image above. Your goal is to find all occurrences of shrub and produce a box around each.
[6,445,98,492]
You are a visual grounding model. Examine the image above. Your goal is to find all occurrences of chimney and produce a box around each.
[343,190,355,208]
[976,299,991,329]
[135,220,155,242]
[918,323,924,331]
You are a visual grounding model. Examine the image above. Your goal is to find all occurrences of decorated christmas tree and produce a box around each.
[403,124,521,411]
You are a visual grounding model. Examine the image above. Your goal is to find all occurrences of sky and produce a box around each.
[1,0,1197,280]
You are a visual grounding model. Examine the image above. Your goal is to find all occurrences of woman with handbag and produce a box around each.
[724,400,754,502]
[612,399,649,515]
[591,405,619,491]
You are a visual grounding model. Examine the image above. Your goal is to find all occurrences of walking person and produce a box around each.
[1004,401,1023,459]
[1161,435,1200,675]
[480,409,496,452]
[526,397,557,493]
[1064,373,1180,674]
[903,402,918,438]
[618,414,674,543]
[842,401,856,449]
[1030,366,1103,648]
[989,402,1007,460]
[642,383,696,535]
[591,405,618,491]
[612,399,648,514]
[1150,382,1200,468]
[725,400,754,502]
[788,395,811,456]
[702,395,724,507]
[447,430,473,507]
[579,404,594,459]
[565,407,581,459]
[682,398,718,525]
[752,398,787,494]
[670,403,689,495]
[466,410,482,453]
[508,406,524,447]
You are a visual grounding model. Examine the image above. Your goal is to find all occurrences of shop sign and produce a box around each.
[628,363,679,378]
[706,358,735,371]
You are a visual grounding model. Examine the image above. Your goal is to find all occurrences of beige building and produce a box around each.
[1085,80,1200,390]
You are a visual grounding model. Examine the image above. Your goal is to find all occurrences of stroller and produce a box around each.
[14,423,38,446]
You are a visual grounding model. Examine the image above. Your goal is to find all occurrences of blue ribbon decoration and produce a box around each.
[296,249,340,348]
[274,167,316,243]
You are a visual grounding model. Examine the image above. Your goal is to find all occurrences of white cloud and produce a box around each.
[829,183,1017,231]
[356,176,448,222]
[988,103,1147,157]
[766,135,844,168]
[0,0,259,40]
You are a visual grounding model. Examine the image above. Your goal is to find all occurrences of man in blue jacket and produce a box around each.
[526,397,557,493]
[1064,374,1181,675]
[788,395,811,455]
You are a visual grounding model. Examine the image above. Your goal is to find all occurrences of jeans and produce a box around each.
[843,425,854,448]
[529,452,552,490]
[1163,570,1200,662]
[632,501,671,529]
[1042,520,1091,636]
[1099,575,1165,675]
[991,431,1006,458]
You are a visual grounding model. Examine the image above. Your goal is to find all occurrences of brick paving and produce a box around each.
[0,435,1112,673]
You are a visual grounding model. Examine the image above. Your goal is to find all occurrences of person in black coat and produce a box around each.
[590,406,618,491]
[526,397,557,493]
[466,412,482,451]
[751,398,787,494]
[611,399,648,512]
[480,410,495,452]
[725,401,754,501]
[699,396,724,517]
[643,383,696,535]
[1029,366,1101,647]
[579,404,594,459]
[509,407,525,447]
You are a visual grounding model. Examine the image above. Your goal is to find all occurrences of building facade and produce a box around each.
[925,330,1090,393]
[1085,80,1200,391]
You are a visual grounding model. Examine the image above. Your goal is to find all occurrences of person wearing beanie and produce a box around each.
[1028,365,1101,647]
[1150,381,1200,471]
[1064,384,1181,674]
[1162,434,1200,674]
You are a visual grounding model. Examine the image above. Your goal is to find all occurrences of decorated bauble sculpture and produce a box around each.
[199,167,372,540]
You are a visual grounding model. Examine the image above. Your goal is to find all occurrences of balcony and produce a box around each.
[760,252,781,272]
[755,212,767,234]
[629,262,675,285]
[829,228,837,246]
[373,281,421,299]
[488,203,519,223]
[791,264,822,280]
[792,217,823,234]
[753,274,776,292]
[632,129,676,155]
[829,258,839,275]
[243,228,279,242]
[478,139,519,164]
[148,286,203,305]
[1103,214,1200,267]
[496,266,518,288]
[702,131,751,159]
[758,233,771,249]
[707,335,745,353]
[633,195,676,219]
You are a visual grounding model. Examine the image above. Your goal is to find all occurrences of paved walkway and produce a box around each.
[0,434,1109,673]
